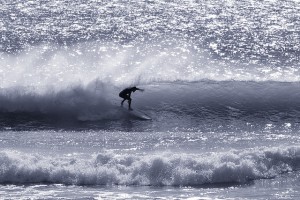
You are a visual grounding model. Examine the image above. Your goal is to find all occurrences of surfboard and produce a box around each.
[121,107,151,120]
[130,109,151,120]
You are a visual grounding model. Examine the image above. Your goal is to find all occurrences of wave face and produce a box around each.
[0,146,299,186]
[0,81,300,131]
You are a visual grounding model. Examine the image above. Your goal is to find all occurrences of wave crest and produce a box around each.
[0,147,299,186]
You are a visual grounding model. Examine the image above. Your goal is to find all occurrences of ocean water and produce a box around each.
[1,0,300,199]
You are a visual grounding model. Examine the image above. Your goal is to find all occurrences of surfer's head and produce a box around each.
[131,86,138,92]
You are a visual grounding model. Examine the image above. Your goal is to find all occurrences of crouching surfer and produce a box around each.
[119,86,144,111]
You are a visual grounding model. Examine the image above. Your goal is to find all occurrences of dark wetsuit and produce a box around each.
[119,88,132,101]
[119,87,140,110]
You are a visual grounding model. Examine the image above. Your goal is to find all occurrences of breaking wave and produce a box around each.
[0,80,300,132]
[0,80,300,122]
[0,83,122,124]
[0,146,299,186]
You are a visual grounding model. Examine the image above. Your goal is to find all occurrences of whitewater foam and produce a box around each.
[0,146,299,186]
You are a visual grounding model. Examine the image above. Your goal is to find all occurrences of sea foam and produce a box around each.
[0,146,299,186]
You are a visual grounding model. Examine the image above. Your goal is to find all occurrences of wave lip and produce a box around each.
[0,147,299,186]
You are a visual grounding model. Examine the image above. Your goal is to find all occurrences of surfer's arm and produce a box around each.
[136,88,144,92]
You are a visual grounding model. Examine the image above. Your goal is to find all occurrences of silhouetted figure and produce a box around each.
[119,86,144,110]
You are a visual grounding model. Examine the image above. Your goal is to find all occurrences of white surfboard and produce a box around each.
[121,107,151,120]
[130,109,151,120]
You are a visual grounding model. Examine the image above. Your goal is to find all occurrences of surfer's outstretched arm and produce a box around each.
[136,87,144,92]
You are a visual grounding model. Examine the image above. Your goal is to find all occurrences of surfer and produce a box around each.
[119,86,144,110]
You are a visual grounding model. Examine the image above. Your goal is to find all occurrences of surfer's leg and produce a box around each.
[128,98,132,110]
[121,99,126,106]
